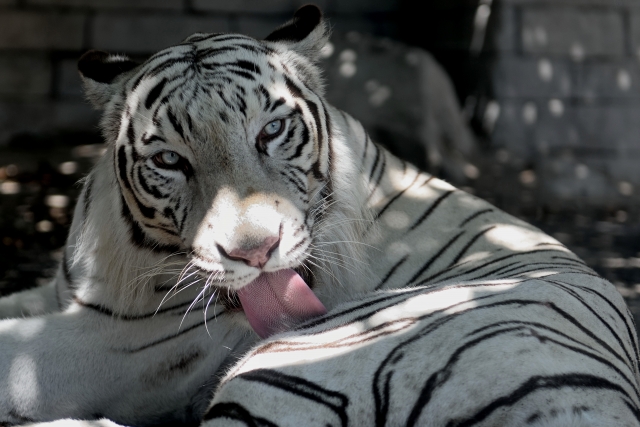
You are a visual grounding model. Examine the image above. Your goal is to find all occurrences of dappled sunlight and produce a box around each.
[365,80,392,107]
[484,224,564,253]
[548,98,564,117]
[618,181,634,196]
[483,100,500,133]
[0,181,20,195]
[537,58,553,82]
[0,317,46,340]
[9,353,39,403]
[382,210,410,230]
[617,69,632,91]
[570,43,585,61]
[338,49,357,78]
[385,241,411,260]
[470,0,492,54]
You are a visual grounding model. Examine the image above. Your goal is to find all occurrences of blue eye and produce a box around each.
[161,151,180,165]
[263,120,283,136]
[153,151,182,168]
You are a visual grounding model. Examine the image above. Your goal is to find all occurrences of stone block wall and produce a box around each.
[485,0,640,208]
[0,0,398,145]
[408,0,640,210]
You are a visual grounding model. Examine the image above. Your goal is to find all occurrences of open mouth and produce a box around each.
[218,265,313,310]
[218,263,325,339]
[236,268,326,339]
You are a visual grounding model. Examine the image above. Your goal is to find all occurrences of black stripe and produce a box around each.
[444,374,638,427]
[284,75,303,98]
[210,34,253,43]
[286,122,310,161]
[472,322,639,397]
[408,231,465,284]
[270,96,285,112]
[448,226,496,267]
[144,57,191,77]
[547,279,636,368]
[493,262,586,279]
[137,168,165,199]
[368,149,387,198]
[296,285,439,333]
[236,369,349,427]
[118,310,229,353]
[361,133,370,163]
[423,249,566,286]
[257,85,272,110]
[166,108,185,141]
[408,190,454,231]
[375,174,427,220]
[130,187,156,219]
[144,77,167,109]
[73,296,204,321]
[141,133,165,145]
[375,255,409,290]
[120,196,180,254]
[459,208,493,227]
[372,293,638,426]
[62,248,73,288]
[368,144,381,182]
[117,146,133,191]
[82,174,93,218]
[198,46,238,58]
[280,171,306,194]
[184,33,220,43]
[306,100,323,147]
[552,255,587,266]
[407,322,639,427]
[234,60,261,74]
[551,277,640,369]
[228,69,255,81]
[203,402,277,426]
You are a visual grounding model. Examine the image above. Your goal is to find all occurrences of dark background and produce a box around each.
[0,0,639,326]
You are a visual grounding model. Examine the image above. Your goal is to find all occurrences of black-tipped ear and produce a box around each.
[266,5,322,43]
[78,50,138,84]
[264,5,329,62]
[78,50,139,108]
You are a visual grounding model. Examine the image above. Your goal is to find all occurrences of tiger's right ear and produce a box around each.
[265,5,329,63]
[78,50,139,109]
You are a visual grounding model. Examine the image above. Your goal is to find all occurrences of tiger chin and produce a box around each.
[0,4,638,427]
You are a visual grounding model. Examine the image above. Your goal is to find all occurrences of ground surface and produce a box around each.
[1,135,639,332]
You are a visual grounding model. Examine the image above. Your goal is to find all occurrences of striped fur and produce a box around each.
[1,6,638,427]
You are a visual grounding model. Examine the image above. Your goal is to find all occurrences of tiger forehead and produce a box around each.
[131,35,283,96]
[125,36,292,134]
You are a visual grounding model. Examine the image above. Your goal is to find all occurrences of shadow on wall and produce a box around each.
[397,0,640,211]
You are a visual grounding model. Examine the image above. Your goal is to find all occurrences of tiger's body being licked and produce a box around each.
[0,6,638,427]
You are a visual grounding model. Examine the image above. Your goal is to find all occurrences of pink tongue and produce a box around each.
[237,269,327,339]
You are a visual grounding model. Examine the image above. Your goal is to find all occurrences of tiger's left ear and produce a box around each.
[265,4,329,62]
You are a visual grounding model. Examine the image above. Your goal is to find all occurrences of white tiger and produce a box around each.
[0,5,638,427]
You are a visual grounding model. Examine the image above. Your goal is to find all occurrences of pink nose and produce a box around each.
[224,236,280,268]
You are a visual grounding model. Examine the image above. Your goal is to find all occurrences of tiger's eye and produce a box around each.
[263,120,283,136]
[153,151,182,168]
[160,151,180,165]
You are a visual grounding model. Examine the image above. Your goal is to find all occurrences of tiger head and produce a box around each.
[77,5,369,332]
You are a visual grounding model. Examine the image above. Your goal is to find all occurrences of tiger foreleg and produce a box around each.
[0,301,234,426]
[0,280,59,320]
